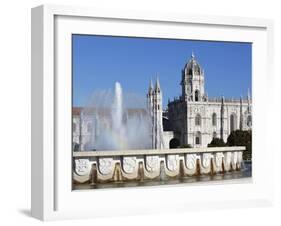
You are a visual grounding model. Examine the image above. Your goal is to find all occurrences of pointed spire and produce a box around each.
[221,95,225,105]
[240,96,243,130]
[155,75,161,93]
[220,95,225,140]
[247,88,251,113]
[148,78,153,95]
[156,77,160,88]
[247,88,251,100]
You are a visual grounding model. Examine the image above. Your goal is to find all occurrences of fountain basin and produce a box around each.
[73,146,245,185]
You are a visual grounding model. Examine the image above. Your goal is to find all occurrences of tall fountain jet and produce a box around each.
[110,82,127,150]
[112,82,123,133]
[83,82,153,151]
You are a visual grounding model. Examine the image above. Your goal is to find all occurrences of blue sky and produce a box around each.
[72,35,251,107]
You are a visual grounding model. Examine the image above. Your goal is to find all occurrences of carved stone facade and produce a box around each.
[167,54,252,147]
[72,53,252,150]
[147,78,164,149]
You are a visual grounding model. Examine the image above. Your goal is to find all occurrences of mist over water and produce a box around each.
[82,82,152,151]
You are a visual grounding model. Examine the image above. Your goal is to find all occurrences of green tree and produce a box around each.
[207,138,227,147]
[227,130,252,160]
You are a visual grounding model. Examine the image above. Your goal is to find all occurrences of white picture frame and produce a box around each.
[31,4,274,221]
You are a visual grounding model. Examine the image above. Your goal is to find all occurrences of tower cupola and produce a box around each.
[181,52,205,102]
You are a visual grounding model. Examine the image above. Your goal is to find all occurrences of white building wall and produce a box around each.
[185,101,251,147]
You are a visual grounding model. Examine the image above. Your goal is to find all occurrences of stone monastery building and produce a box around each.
[73,53,252,150]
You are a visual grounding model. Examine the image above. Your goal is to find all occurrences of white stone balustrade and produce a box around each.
[73,146,245,184]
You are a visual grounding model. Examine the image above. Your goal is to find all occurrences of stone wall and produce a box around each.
[187,101,251,147]
[168,99,251,147]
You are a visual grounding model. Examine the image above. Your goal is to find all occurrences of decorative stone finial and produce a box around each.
[191,51,195,58]
[221,95,225,103]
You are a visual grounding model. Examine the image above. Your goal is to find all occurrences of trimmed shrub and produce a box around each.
[207,138,227,147]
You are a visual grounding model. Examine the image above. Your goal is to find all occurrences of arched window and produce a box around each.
[195,114,201,126]
[195,66,200,74]
[230,114,237,132]
[195,131,201,145]
[247,115,252,127]
[212,113,217,126]
[195,90,199,102]
[169,138,180,149]
[87,123,92,133]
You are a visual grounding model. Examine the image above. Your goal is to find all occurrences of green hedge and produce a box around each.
[227,130,252,160]
[207,130,252,161]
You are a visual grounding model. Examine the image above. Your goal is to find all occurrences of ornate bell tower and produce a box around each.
[147,78,163,149]
[181,53,205,102]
